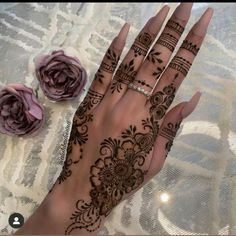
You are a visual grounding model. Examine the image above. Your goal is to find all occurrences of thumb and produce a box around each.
[147,91,202,179]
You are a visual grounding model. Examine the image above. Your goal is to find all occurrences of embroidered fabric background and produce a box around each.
[0,3,236,235]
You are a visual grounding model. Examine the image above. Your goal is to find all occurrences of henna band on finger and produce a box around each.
[166,20,184,36]
[180,40,200,56]
[159,121,182,155]
[169,56,192,76]
[156,33,178,52]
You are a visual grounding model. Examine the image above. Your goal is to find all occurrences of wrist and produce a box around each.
[15,183,105,235]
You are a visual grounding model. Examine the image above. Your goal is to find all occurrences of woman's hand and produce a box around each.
[16,3,213,235]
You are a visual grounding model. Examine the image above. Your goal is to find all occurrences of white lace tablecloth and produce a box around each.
[0,2,236,235]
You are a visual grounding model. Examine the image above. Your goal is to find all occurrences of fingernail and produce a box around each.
[173,3,193,21]
[191,8,214,37]
[181,91,201,118]
[113,22,130,50]
[148,5,170,34]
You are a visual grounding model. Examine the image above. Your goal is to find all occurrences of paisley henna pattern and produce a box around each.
[65,82,176,234]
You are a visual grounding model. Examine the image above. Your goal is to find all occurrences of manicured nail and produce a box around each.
[181,91,201,118]
[148,5,170,34]
[113,23,130,50]
[173,3,193,21]
[191,8,214,37]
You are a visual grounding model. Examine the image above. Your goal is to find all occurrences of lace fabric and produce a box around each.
[0,2,236,235]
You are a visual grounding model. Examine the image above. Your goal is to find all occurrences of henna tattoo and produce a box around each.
[102,49,120,73]
[111,59,137,93]
[94,49,119,84]
[159,121,182,156]
[136,80,153,90]
[147,49,163,64]
[65,118,159,234]
[57,90,104,185]
[169,56,192,76]
[149,81,176,121]
[146,49,165,80]
[152,66,165,80]
[65,82,177,234]
[156,33,178,52]
[166,20,184,36]
[180,40,200,56]
[94,68,104,84]
[131,32,152,57]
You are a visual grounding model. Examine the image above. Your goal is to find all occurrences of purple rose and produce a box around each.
[35,50,87,101]
[0,83,44,136]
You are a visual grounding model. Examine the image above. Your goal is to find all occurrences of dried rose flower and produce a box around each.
[0,83,44,136]
[35,50,87,101]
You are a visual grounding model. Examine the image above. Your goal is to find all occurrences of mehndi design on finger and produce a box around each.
[166,19,184,36]
[159,121,182,157]
[146,49,163,64]
[152,66,165,80]
[95,49,119,84]
[146,49,165,80]
[136,80,153,90]
[111,59,137,93]
[149,83,176,121]
[169,56,192,76]
[156,33,178,52]
[180,40,200,56]
[131,32,153,57]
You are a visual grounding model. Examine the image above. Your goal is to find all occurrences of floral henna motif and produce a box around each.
[152,66,165,80]
[147,49,163,64]
[146,49,165,80]
[159,121,182,157]
[111,59,137,93]
[57,89,104,185]
[65,83,176,234]
[149,83,176,121]
[65,119,158,234]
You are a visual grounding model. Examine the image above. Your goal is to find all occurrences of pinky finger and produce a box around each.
[147,91,201,179]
